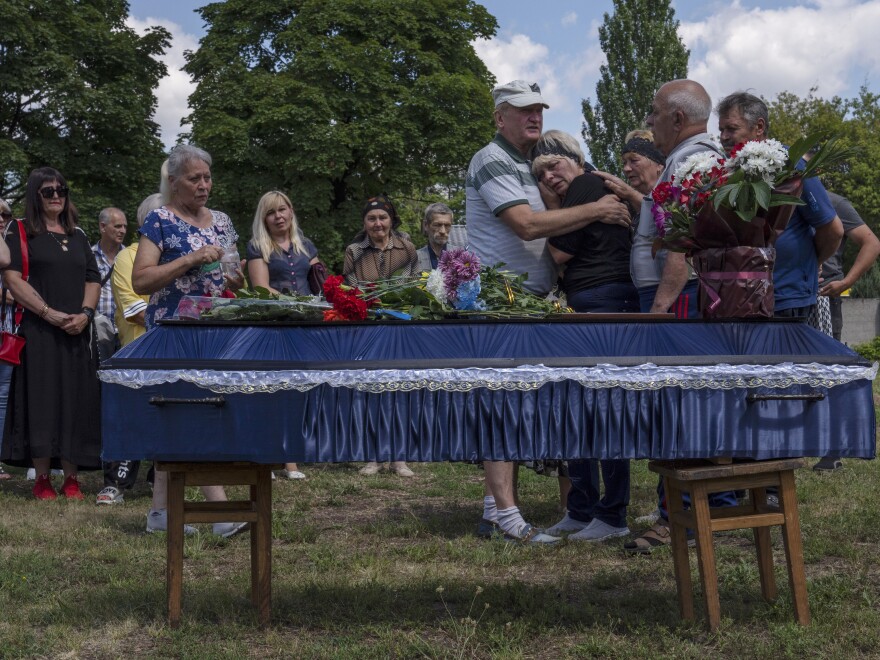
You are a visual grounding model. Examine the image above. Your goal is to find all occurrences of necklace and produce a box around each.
[48,231,69,252]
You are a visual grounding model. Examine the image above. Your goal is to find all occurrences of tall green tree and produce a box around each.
[0,0,170,238]
[183,0,497,269]
[768,86,880,227]
[581,0,689,173]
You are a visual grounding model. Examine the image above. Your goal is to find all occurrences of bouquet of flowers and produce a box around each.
[653,132,853,254]
[651,132,854,318]
[322,248,562,321]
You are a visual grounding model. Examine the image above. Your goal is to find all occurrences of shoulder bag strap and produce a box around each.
[11,221,28,330]
[100,263,115,287]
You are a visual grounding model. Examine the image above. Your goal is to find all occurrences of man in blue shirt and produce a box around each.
[717,92,843,502]
[716,92,843,317]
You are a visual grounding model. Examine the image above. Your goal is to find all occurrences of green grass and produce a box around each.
[1,432,879,657]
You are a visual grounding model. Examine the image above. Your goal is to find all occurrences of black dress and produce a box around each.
[0,221,102,469]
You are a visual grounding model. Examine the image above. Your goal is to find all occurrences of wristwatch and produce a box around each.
[81,306,95,321]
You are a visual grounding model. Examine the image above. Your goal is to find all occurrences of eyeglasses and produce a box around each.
[0,212,11,220]
[39,186,69,199]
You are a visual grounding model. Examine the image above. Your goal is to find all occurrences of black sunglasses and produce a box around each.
[39,186,69,199]
[0,212,11,220]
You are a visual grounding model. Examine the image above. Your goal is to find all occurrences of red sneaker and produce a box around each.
[33,473,57,500]
[59,474,84,500]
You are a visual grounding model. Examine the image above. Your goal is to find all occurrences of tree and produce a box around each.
[0,0,170,238]
[183,0,497,270]
[581,0,689,174]
[768,85,880,244]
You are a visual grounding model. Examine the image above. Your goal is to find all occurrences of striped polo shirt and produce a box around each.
[465,133,555,296]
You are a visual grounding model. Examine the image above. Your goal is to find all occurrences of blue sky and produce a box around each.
[127,0,880,158]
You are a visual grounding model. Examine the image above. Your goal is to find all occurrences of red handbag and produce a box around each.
[0,220,29,366]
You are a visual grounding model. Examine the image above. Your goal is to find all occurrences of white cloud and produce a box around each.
[680,0,880,112]
[474,33,567,111]
[126,16,199,149]
[561,12,577,27]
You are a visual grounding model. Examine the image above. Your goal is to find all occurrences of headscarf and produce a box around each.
[621,137,665,166]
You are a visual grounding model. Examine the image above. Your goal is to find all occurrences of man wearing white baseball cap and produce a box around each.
[465,80,630,543]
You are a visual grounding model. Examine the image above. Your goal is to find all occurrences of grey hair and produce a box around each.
[423,202,453,226]
[136,193,164,227]
[716,91,770,134]
[531,130,585,168]
[160,145,212,203]
[665,81,712,123]
[98,207,124,226]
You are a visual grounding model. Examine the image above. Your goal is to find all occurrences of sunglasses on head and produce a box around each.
[39,186,69,199]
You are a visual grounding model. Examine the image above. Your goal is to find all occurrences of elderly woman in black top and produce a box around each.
[531,130,638,542]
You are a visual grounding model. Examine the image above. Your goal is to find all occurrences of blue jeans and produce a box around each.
[564,282,639,528]
[637,280,737,518]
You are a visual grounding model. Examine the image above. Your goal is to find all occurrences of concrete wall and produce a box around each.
[840,298,880,347]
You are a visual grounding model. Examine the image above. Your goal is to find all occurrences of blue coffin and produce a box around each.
[99,318,877,463]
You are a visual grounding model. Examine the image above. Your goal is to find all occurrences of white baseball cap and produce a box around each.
[492,80,549,109]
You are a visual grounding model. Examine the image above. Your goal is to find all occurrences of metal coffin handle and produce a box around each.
[746,392,825,403]
[148,396,226,408]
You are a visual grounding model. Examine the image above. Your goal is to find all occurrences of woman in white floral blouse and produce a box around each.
[131,145,248,538]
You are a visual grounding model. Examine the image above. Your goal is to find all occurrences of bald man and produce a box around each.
[625,80,738,554]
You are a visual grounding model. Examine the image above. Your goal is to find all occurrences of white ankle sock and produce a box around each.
[483,496,498,522]
[496,506,527,536]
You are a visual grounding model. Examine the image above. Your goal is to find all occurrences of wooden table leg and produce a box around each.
[167,469,186,628]
[666,477,695,621]
[252,467,273,626]
[751,486,777,602]
[779,471,810,626]
[690,482,721,631]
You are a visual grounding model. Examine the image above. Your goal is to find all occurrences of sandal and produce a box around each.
[623,520,695,554]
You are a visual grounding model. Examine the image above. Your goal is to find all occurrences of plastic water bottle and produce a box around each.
[220,247,241,278]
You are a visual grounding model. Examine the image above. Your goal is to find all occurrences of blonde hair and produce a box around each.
[625,129,654,142]
[136,193,164,227]
[250,191,307,261]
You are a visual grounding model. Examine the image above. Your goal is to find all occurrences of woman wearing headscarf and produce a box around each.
[342,194,418,287]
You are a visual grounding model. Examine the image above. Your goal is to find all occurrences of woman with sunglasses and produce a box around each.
[0,167,101,499]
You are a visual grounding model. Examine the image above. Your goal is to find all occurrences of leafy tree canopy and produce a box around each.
[0,0,169,238]
[581,0,688,174]
[184,0,497,270]
[768,85,880,235]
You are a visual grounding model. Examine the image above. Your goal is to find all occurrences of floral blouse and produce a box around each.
[139,207,238,328]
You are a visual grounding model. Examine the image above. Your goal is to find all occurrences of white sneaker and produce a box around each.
[213,521,249,538]
[359,462,380,476]
[568,518,630,542]
[284,470,306,480]
[545,512,591,536]
[146,509,198,535]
